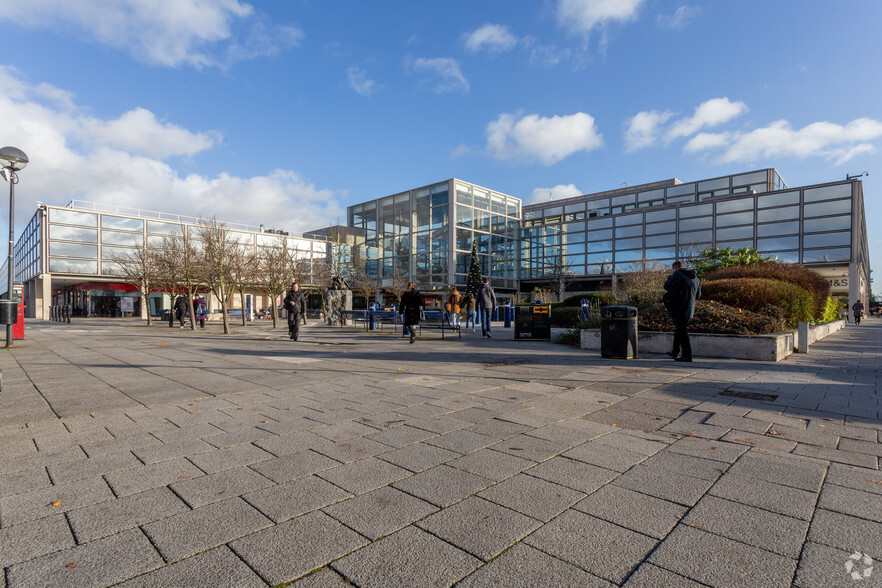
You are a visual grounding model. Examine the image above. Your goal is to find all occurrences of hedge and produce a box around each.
[638,300,789,335]
[701,278,814,327]
[704,263,830,318]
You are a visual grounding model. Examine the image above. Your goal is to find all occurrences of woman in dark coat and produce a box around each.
[399,282,422,344]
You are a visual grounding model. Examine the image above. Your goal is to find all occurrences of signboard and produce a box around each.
[514,305,551,341]
[813,267,849,294]
[120,297,134,313]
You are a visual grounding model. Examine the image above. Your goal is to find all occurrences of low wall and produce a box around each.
[580,320,845,362]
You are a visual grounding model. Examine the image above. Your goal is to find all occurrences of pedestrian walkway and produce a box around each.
[0,317,879,587]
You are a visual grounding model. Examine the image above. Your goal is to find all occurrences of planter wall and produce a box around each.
[580,320,845,362]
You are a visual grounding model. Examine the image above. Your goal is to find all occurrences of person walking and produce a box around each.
[663,260,701,362]
[283,282,306,341]
[852,300,865,325]
[446,287,462,330]
[477,277,497,338]
[194,295,207,328]
[463,292,477,333]
[174,294,188,328]
[399,282,422,344]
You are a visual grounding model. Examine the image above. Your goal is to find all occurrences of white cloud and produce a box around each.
[687,118,882,165]
[347,66,381,97]
[0,67,344,234]
[624,109,674,151]
[526,184,583,204]
[464,24,518,55]
[556,0,644,35]
[524,39,572,67]
[657,6,700,31]
[485,111,604,165]
[624,97,747,150]
[407,57,470,94]
[665,97,747,141]
[0,0,302,69]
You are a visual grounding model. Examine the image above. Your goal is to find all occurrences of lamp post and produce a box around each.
[0,147,28,348]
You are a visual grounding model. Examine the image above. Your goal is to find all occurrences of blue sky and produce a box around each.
[0,1,880,263]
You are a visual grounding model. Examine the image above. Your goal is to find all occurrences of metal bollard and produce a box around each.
[66,305,72,324]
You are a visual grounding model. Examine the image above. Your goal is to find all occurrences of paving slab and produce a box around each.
[230,511,369,585]
[416,496,541,561]
[478,473,585,522]
[576,484,687,540]
[457,543,613,588]
[393,465,492,507]
[243,474,352,523]
[322,486,437,540]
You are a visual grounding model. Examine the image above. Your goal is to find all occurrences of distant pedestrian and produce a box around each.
[446,287,462,330]
[399,282,422,344]
[194,296,207,328]
[283,282,306,341]
[852,300,865,325]
[463,293,477,333]
[663,260,701,362]
[174,294,188,328]
[477,277,497,338]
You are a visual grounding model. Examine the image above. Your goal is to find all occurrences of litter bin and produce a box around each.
[600,305,638,359]
[514,305,551,340]
[0,299,16,325]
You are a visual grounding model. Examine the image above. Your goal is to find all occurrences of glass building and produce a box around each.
[348,179,521,296]
[6,201,330,319]
[519,169,869,307]
[4,167,871,319]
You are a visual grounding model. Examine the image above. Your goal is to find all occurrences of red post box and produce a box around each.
[13,302,24,339]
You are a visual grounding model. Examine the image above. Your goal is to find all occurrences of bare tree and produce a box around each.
[385,265,411,306]
[542,248,574,302]
[348,246,381,308]
[106,245,160,326]
[229,244,259,326]
[256,239,292,329]
[153,237,186,326]
[198,219,239,335]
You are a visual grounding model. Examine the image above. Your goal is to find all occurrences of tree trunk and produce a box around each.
[271,303,278,329]
[221,300,230,334]
[240,289,247,326]
[188,298,196,330]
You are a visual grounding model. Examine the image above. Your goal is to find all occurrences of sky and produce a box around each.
[0,0,880,265]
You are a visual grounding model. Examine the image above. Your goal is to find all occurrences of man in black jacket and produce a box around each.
[663,260,701,362]
[284,282,306,341]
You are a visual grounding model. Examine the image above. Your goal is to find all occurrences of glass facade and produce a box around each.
[349,179,521,290]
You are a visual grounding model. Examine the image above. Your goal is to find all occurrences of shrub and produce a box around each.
[638,300,789,335]
[559,292,618,307]
[694,247,774,276]
[820,297,841,323]
[555,328,582,346]
[550,306,582,328]
[704,263,830,318]
[701,278,813,327]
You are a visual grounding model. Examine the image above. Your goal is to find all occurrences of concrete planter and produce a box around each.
[580,320,845,362]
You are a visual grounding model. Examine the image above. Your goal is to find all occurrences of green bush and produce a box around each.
[820,297,841,323]
[559,292,617,307]
[638,300,789,335]
[701,278,814,327]
[704,263,830,319]
[555,328,582,346]
[550,306,582,327]
[694,247,774,277]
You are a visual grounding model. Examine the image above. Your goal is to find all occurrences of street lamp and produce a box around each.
[0,147,28,348]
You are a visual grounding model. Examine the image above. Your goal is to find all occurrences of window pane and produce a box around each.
[147,221,183,235]
[667,183,695,197]
[679,217,712,231]
[455,206,472,228]
[101,215,144,230]
[757,237,799,251]
[733,171,767,186]
[757,221,799,237]
[646,234,675,247]
[615,249,645,262]
[587,229,612,241]
[699,177,729,191]
[101,245,137,260]
[803,231,851,248]
[455,229,472,251]
[49,225,98,242]
[586,252,614,263]
[804,215,850,233]
[587,241,612,253]
[49,258,98,273]
[611,194,635,206]
[49,242,98,258]
[716,198,754,214]
[767,251,800,263]
[49,209,98,227]
[804,183,851,202]
[757,191,800,208]
[715,226,754,241]
[615,225,643,239]
[802,248,850,263]
[716,211,754,227]
[638,188,665,202]
[645,247,675,260]
[645,221,675,235]
[431,183,449,206]
[431,206,448,229]
[757,206,799,222]
[679,203,713,218]
[615,237,642,250]
[678,230,713,246]
[455,183,472,205]
[586,217,613,230]
[102,230,143,246]
[616,212,643,226]
[804,199,851,217]
[645,208,676,222]
[473,189,490,210]
[474,209,489,231]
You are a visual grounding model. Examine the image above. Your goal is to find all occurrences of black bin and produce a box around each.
[0,300,16,325]
[600,305,638,359]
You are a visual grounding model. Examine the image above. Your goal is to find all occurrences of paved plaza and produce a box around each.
[0,316,879,587]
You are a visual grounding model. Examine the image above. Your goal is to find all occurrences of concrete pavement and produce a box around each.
[0,316,879,587]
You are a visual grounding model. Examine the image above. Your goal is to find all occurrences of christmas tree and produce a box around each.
[465,240,482,295]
